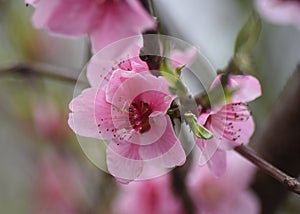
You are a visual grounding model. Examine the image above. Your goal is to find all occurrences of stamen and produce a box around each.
[128,100,152,133]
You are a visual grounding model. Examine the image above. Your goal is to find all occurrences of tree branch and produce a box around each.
[171,155,196,214]
[234,144,300,195]
[0,62,81,83]
[250,66,300,213]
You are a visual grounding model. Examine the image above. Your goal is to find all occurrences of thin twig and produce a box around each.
[139,0,162,75]
[0,62,82,83]
[235,144,300,195]
[148,0,156,17]
[171,155,196,214]
[250,67,300,213]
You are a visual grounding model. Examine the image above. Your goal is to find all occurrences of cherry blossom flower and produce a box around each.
[113,174,185,214]
[33,147,90,214]
[69,59,186,182]
[32,99,69,142]
[26,0,156,53]
[187,152,260,214]
[195,75,262,176]
[255,0,300,28]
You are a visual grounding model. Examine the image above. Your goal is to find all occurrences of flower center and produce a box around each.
[128,101,152,134]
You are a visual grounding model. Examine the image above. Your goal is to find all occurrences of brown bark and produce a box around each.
[251,66,300,214]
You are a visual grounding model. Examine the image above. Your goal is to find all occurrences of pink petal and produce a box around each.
[198,111,211,125]
[68,88,101,139]
[90,0,155,52]
[114,174,185,214]
[211,104,255,150]
[30,0,60,29]
[46,0,96,36]
[86,41,147,87]
[207,149,227,177]
[170,47,197,68]
[25,0,39,7]
[229,75,262,103]
[137,90,173,113]
[196,119,222,166]
[86,52,122,88]
[221,118,255,149]
[105,69,138,104]
[255,0,300,28]
[196,103,255,160]
[118,56,149,73]
[217,191,260,214]
[211,75,262,103]
[110,73,172,115]
[106,141,143,183]
[139,116,186,167]
[145,138,186,169]
[220,152,256,192]
[94,88,123,139]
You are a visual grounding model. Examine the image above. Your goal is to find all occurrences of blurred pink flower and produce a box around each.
[113,174,185,214]
[187,152,260,214]
[33,147,89,214]
[26,0,155,53]
[33,99,69,142]
[255,0,300,28]
[196,75,261,176]
[69,58,185,182]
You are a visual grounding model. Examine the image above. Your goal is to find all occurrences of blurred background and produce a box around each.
[0,0,299,213]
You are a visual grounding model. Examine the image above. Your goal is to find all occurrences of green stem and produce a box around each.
[148,0,156,17]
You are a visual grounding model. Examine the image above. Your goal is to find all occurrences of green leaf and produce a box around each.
[234,11,262,56]
[184,112,213,139]
[160,58,189,98]
[160,69,178,86]
[175,64,185,76]
[168,86,177,95]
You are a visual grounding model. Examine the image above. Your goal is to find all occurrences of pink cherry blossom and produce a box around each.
[33,147,89,214]
[195,75,262,176]
[26,0,156,53]
[113,174,185,214]
[255,0,300,28]
[69,63,186,182]
[187,152,260,214]
[32,99,69,142]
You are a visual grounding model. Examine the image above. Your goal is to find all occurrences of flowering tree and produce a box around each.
[0,0,300,214]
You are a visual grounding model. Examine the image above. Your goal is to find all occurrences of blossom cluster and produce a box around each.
[26,0,262,182]
[68,47,261,182]
[25,0,264,213]
[113,152,260,214]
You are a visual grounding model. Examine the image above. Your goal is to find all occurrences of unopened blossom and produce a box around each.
[26,0,156,53]
[187,152,260,214]
[69,56,186,182]
[113,174,185,214]
[195,74,262,176]
[255,0,300,28]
